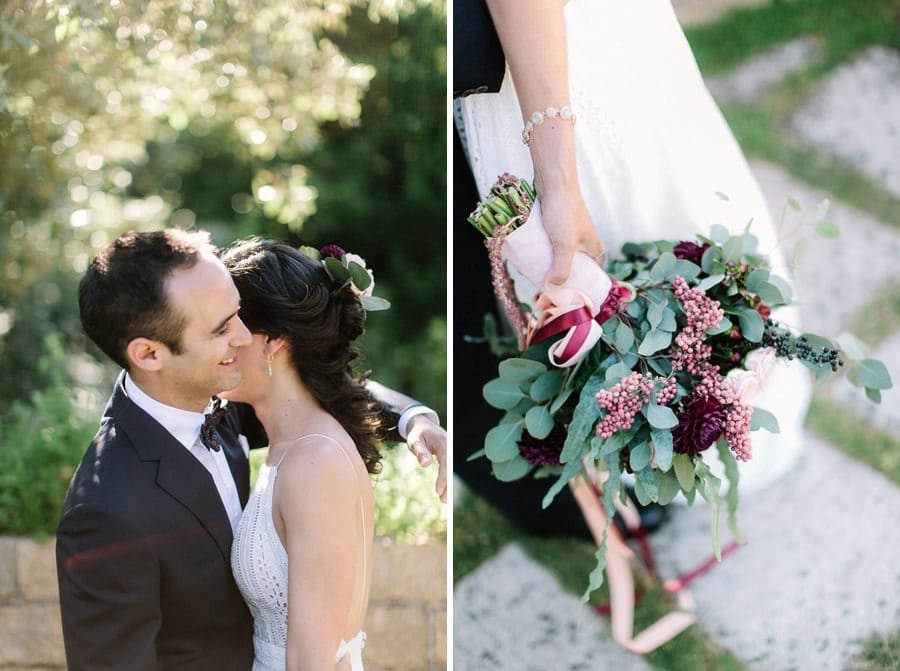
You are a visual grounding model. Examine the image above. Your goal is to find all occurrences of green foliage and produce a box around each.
[851,630,900,671]
[0,336,97,535]
[0,0,446,423]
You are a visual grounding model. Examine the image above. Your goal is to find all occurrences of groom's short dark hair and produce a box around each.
[79,229,217,370]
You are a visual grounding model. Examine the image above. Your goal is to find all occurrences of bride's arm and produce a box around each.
[485,0,606,284]
[276,443,364,671]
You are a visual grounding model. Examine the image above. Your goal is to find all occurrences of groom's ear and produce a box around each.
[126,337,166,372]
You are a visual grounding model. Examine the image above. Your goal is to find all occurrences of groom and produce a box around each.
[56,229,445,670]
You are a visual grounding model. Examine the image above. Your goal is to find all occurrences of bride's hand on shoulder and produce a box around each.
[537,181,606,286]
[406,415,447,503]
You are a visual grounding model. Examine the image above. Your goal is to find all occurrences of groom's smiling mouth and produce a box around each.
[220,356,237,366]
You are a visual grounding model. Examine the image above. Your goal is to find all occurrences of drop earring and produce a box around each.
[266,353,273,377]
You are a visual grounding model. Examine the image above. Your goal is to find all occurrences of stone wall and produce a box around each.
[0,535,446,671]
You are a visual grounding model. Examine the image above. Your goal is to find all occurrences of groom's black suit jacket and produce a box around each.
[56,373,402,671]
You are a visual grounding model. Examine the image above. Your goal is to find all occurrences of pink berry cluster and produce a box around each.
[671,276,725,375]
[595,372,677,439]
[693,368,753,461]
[484,232,529,349]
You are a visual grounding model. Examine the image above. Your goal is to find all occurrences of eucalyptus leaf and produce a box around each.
[499,358,548,384]
[651,428,674,471]
[786,195,801,211]
[701,246,722,274]
[492,455,533,482]
[614,321,635,353]
[483,378,526,410]
[484,422,524,462]
[656,471,682,505]
[629,442,652,471]
[672,259,701,283]
[709,224,731,243]
[737,308,764,343]
[581,453,624,600]
[637,328,672,356]
[859,358,892,390]
[716,441,745,543]
[695,460,724,559]
[674,453,695,492]
[604,361,632,384]
[722,235,743,263]
[835,332,867,361]
[530,370,565,402]
[696,273,725,292]
[525,405,555,440]
[549,387,575,414]
[360,295,391,311]
[648,299,666,329]
[634,467,659,505]
[658,308,677,333]
[707,316,732,335]
[750,407,780,433]
[646,356,672,376]
[644,403,678,429]
[347,261,371,290]
[815,220,840,239]
[650,251,677,280]
[866,387,882,404]
[743,268,769,292]
[541,458,583,509]
[323,256,351,282]
[560,373,606,463]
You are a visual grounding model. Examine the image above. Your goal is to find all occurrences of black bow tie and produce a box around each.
[200,399,227,451]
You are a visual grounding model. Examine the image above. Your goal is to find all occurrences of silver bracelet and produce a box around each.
[522,105,576,146]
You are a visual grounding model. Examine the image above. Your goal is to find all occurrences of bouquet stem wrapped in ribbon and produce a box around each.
[468,174,893,653]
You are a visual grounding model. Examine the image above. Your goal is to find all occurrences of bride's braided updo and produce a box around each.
[222,239,382,473]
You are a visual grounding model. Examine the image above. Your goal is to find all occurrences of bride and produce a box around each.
[223,240,377,671]
[457,0,811,491]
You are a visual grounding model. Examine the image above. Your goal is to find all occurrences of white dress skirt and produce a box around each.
[457,0,811,492]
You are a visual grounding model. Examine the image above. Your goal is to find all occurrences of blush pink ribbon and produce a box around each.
[527,281,633,368]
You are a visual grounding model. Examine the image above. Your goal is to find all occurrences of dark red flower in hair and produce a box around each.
[320,244,346,260]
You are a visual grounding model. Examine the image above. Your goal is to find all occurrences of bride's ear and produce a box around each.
[264,336,288,359]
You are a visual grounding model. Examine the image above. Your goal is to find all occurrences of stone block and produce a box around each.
[364,603,429,671]
[370,538,445,604]
[0,603,65,667]
[18,537,59,601]
[0,537,19,600]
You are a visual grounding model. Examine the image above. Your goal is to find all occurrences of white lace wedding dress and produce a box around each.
[232,435,368,670]
[457,0,811,491]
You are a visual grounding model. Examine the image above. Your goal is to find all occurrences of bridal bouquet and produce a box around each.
[468,175,892,604]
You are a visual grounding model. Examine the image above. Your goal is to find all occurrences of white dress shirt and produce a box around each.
[124,374,245,535]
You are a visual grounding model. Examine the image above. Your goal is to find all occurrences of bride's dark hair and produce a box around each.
[222,239,382,473]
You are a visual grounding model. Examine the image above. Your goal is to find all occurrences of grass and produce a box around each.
[851,631,900,671]
[454,489,748,671]
[249,441,446,543]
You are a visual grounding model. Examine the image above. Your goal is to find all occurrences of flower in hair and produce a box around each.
[316,243,391,312]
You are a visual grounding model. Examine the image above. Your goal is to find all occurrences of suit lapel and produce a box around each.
[108,374,235,563]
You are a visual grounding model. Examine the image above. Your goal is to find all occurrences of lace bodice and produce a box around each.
[231,435,367,671]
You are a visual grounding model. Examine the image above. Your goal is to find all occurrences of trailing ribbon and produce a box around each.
[569,476,698,654]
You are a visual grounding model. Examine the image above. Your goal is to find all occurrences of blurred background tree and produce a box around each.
[0,0,445,532]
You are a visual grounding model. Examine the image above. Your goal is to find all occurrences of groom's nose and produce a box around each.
[230,317,253,348]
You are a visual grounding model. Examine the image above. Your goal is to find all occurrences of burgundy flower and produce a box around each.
[319,244,346,260]
[757,303,771,320]
[673,241,710,264]
[672,393,727,456]
[518,424,567,466]
[597,281,633,324]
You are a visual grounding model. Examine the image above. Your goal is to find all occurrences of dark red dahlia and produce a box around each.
[672,393,727,456]
[319,244,346,260]
[672,241,710,264]
[518,424,567,466]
